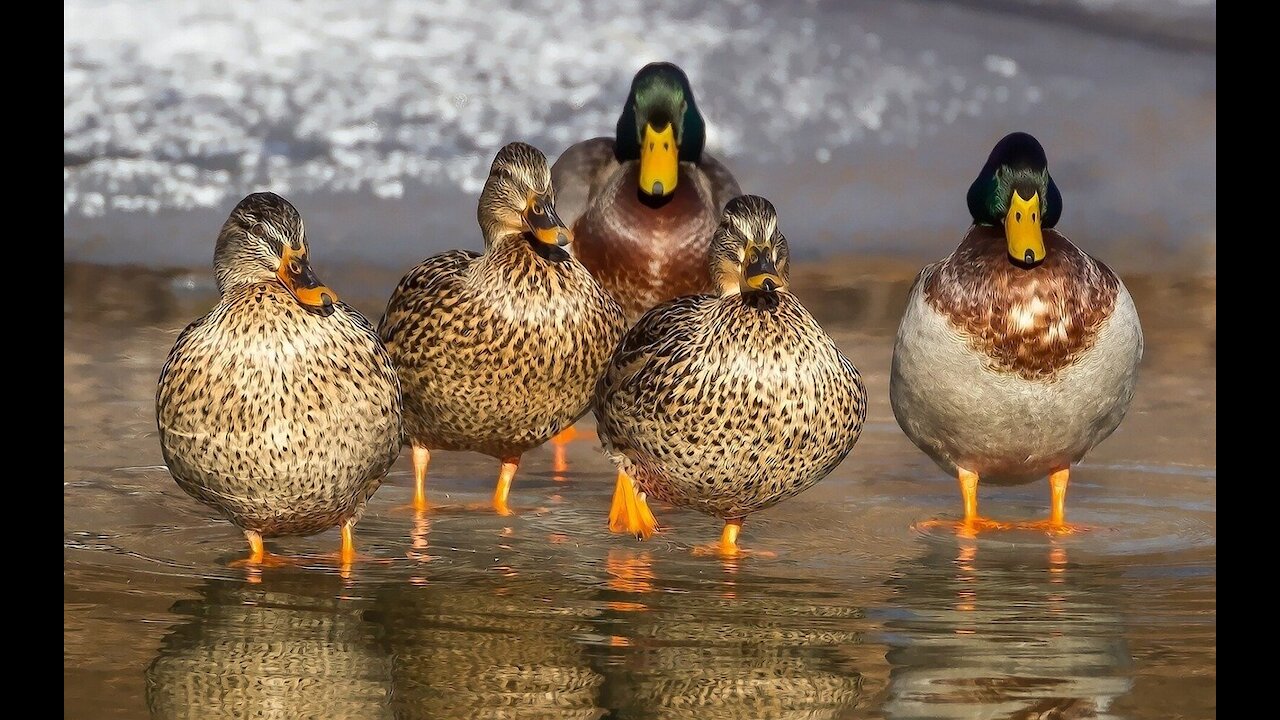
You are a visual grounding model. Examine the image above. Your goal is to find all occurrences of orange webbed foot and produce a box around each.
[607,471,659,540]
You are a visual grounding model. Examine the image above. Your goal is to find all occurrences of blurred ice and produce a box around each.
[64,0,1215,272]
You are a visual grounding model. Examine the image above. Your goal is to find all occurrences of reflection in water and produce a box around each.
[368,567,606,719]
[596,550,878,720]
[883,538,1133,719]
[66,263,1214,718]
[144,573,391,719]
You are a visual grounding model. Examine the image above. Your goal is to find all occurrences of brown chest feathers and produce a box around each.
[923,226,1120,380]
[572,162,719,320]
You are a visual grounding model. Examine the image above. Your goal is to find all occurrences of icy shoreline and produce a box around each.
[65,0,1215,272]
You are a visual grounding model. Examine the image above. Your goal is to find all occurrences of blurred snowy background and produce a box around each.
[64,0,1215,273]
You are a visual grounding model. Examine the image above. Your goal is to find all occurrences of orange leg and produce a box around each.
[228,530,291,568]
[721,518,742,555]
[550,425,598,475]
[551,426,580,446]
[492,457,520,516]
[607,470,658,539]
[918,468,1011,535]
[692,518,776,558]
[1050,468,1068,526]
[340,521,356,566]
[247,530,265,563]
[551,427,573,475]
[1018,468,1088,535]
[412,446,431,511]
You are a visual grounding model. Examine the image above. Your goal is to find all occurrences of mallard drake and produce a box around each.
[378,142,628,515]
[890,131,1144,534]
[156,192,402,565]
[594,196,867,555]
[552,61,741,322]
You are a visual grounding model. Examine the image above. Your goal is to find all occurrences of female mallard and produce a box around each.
[156,192,402,565]
[552,61,741,322]
[378,142,628,515]
[594,196,867,555]
[890,131,1143,534]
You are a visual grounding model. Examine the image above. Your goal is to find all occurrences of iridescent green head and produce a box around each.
[966,132,1063,266]
[613,62,707,198]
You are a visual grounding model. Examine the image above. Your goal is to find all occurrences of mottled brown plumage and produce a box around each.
[156,192,402,553]
[922,226,1120,381]
[379,142,627,511]
[594,196,866,550]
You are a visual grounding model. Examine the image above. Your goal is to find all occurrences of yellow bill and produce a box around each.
[1005,189,1045,265]
[639,122,679,197]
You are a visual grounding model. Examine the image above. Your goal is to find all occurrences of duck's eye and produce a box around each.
[288,261,301,275]
[531,201,544,216]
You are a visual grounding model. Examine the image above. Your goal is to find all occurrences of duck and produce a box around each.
[378,142,628,515]
[155,192,403,566]
[552,61,741,323]
[593,195,867,555]
[890,131,1144,534]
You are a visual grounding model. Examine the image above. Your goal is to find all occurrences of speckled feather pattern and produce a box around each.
[891,226,1143,483]
[157,283,403,537]
[553,137,740,322]
[595,291,867,518]
[379,239,628,459]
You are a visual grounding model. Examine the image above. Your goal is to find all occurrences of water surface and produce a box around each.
[64,263,1215,719]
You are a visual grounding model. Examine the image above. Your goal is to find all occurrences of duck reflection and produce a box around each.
[145,572,391,720]
[882,538,1133,719]
[594,550,883,719]
[367,563,606,719]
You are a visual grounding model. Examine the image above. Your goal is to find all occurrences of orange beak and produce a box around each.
[277,244,338,316]
[524,195,572,247]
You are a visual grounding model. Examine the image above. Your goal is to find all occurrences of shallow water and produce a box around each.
[64,263,1215,719]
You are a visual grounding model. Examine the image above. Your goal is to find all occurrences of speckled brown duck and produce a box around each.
[552,62,741,322]
[156,192,402,565]
[593,195,867,555]
[890,131,1144,534]
[378,142,628,515]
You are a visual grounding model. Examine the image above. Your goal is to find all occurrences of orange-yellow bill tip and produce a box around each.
[291,284,339,309]
[278,245,338,315]
[525,196,572,246]
[639,122,679,197]
[744,272,784,292]
[743,246,784,292]
[532,225,572,247]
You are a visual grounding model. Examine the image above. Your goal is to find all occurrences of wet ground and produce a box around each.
[64,261,1215,719]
